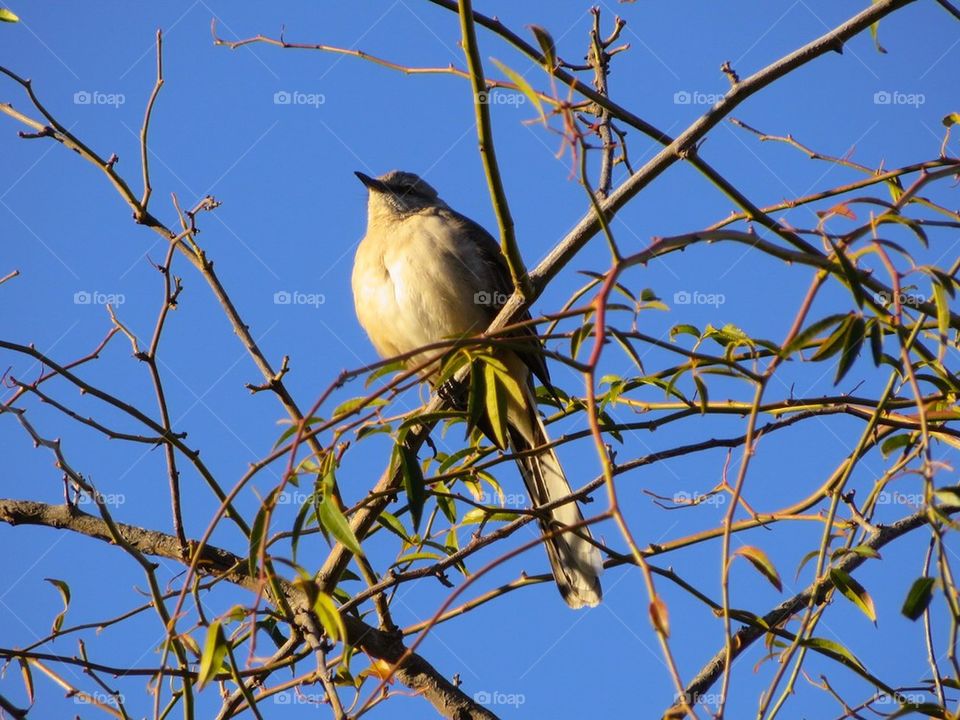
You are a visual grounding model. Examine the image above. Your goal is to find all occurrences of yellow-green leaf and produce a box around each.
[830,568,876,623]
[490,58,546,124]
[319,497,364,557]
[197,620,228,690]
[483,361,508,449]
[733,546,782,592]
[44,578,70,633]
[0,8,19,22]
[313,591,346,644]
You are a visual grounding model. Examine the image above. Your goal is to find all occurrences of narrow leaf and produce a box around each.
[901,577,936,620]
[319,497,364,557]
[830,568,877,623]
[198,620,228,690]
[733,546,783,592]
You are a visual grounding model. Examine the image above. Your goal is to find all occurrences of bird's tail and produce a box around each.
[508,384,602,609]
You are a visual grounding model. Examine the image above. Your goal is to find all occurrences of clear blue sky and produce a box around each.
[1,2,957,718]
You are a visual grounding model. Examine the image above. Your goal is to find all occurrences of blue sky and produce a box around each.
[1,1,958,718]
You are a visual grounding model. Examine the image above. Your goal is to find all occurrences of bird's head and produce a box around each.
[355,170,445,219]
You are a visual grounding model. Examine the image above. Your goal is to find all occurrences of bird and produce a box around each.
[351,169,602,608]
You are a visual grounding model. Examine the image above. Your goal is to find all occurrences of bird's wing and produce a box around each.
[440,208,553,393]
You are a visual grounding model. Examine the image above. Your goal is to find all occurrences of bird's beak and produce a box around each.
[355,171,389,193]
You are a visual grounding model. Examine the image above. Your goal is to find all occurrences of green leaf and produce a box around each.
[933,280,951,346]
[44,578,70,634]
[782,313,850,357]
[733,546,782,592]
[490,58,546,124]
[834,315,865,385]
[809,314,855,361]
[0,8,19,22]
[868,6,887,54]
[901,576,936,620]
[319,496,364,557]
[799,637,866,671]
[830,568,876,623]
[570,322,594,360]
[462,508,522,524]
[868,318,884,367]
[198,620,228,689]
[670,324,701,341]
[528,24,556,68]
[332,396,387,418]
[364,359,407,388]
[828,239,865,308]
[482,361,509,449]
[880,433,912,458]
[935,486,960,507]
[831,545,881,561]
[313,591,346,644]
[397,444,426,532]
[248,496,271,580]
[693,374,709,414]
[377,511,410,541]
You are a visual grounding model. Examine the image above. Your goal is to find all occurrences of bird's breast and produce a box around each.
[352,213,491,366]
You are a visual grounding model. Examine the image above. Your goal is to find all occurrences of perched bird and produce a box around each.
[351,170,602,608]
